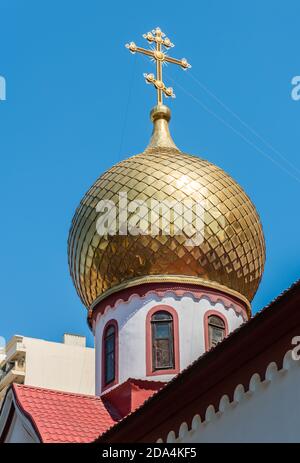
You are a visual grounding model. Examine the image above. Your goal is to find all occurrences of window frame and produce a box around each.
[101,319,118,391]
[146,305,180,376]
[151,311,175,371]
[204,310,228,351]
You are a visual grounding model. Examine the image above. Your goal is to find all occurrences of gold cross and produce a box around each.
[126,27,191,105]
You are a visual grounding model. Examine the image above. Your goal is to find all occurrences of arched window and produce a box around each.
[151,311,174,371]
[208,315,225,348]
[103,323,116,386]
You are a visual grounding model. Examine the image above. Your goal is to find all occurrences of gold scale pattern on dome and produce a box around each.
[68,28,266,312]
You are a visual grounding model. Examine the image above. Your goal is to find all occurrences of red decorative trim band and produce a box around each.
[91,282,248,330]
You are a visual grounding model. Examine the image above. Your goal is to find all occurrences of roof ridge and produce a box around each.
[13,384,100,401]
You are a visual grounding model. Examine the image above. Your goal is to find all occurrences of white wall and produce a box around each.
[94,292,245,395]
[163,352,300,443]
[23,337,95,395]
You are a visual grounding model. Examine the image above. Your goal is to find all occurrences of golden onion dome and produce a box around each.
[68,105,265,311]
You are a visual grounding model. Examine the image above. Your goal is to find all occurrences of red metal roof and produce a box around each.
[12,384,120,443]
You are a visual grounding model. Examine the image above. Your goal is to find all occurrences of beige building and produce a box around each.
[0,334,95,403]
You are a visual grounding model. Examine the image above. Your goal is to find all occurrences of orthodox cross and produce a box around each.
[126,27,191,105]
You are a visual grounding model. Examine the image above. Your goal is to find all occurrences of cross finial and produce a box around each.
[126,27,191,106]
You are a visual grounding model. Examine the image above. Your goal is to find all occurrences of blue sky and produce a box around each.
[0,0,299,347]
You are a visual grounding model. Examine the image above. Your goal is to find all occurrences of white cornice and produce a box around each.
[157,349,298,443]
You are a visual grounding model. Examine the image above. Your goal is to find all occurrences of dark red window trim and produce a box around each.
[146,305,180,376]
[101,319,119,392]
[204,310,228,351]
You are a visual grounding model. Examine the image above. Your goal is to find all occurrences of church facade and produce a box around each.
[1,27,299,443]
